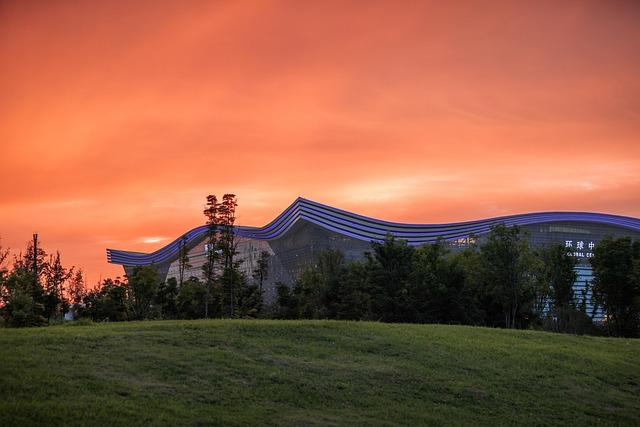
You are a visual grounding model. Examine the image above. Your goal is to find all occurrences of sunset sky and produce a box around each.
[1,0,639,284]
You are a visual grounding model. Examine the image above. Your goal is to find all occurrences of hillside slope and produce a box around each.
[0,320,638,426]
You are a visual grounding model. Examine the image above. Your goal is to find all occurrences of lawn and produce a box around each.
[0,320,638,426]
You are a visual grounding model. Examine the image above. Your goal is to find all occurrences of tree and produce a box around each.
[286,250,372,321]
[293,264,325,319]
[480,225,538,329]
[317,249,345,318]
[456,247,492,325]
[292,250,346,319]
[335,261,372,320]
[156,277,179,319]
[68,269,86,306]
[1,238,48,327]
[590,236,640,337]
[178,235,191,288]
[42,251,73,320]
[176,277,206,319]
[368,235,414,322]
[83,277,129,322]
[540,244,578,332]
[22,234,47,286]
[252,251,270,294]
[2,267,47,327]
[67,269,86,319]
[274,282,298,319]
[128,265,160,320]
[218,194,239,316]
[202,195,220,318]
[409,241,481,325]
[218,194,238,268]
[238,280,263,318]
[219,265,244,318]
[542,244,577,308]
[0,238,10,309]
[528,254,549,326]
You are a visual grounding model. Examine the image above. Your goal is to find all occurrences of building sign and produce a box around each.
[565,240,596,258]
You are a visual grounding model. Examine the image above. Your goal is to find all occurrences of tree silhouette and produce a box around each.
[202,195,219,318]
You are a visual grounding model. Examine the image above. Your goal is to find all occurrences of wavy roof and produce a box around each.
[107,197,640,266]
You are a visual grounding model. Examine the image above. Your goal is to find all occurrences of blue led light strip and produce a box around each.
[107,197,640,266]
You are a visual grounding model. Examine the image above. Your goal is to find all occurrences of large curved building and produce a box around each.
[107,197,640,310]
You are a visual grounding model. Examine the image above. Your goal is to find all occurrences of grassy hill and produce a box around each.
[0,320,638,426]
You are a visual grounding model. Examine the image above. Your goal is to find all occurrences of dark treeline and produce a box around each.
[0,234,82,327]
[0,194,266,327]
[273,227,640,338]
[2,196,639,338]
[78,266,263,323]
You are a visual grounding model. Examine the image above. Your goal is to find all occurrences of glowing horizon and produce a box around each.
[1,1,639,284]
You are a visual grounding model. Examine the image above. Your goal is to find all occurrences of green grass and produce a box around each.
[0,320,639,426]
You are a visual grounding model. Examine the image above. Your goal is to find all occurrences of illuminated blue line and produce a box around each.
[107,197,640,266]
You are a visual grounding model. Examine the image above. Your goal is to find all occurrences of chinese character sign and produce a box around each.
[565,240,596,258]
